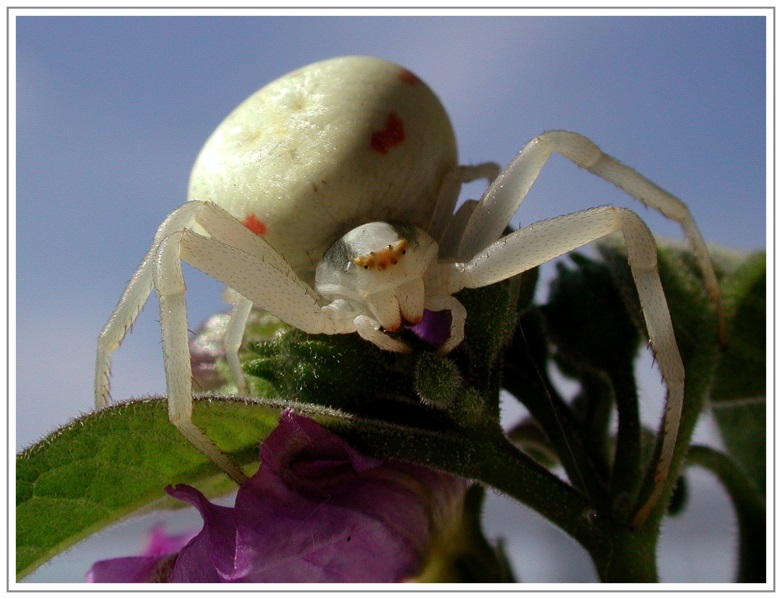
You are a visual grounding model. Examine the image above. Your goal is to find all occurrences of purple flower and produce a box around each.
[87,411,467,583]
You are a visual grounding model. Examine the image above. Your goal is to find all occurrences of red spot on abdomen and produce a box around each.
[399,69,420,85]
[370,112,405,155]
[242,214,267,236]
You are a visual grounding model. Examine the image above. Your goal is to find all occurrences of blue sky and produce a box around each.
[14,11,767,582]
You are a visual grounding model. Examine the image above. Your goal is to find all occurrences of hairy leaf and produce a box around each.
[710,251,766,495]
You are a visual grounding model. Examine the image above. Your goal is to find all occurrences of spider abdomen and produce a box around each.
[188,56,457,284]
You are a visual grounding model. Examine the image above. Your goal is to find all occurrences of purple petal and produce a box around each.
[86,524,194,583]
[409,310,452,346]
[143,524,196,556]
[87,555,175,583]
[166,485,238,583]
[228,412,434,582]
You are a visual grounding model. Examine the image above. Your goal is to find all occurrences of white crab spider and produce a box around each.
[96,56,722,527]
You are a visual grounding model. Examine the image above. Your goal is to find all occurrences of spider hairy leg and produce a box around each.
[540,130,726,344]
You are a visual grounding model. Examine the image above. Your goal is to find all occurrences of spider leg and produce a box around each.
[458,130,724,341]
[438,200,478,260]
[452,206,684,528]
[221,288,253,394]
[427,163,500,243]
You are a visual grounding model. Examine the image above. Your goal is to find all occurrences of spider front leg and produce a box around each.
[447,206,684,528]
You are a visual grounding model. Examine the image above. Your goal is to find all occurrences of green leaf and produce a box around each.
[709,251,766,495]
[16,397,286,580]
[543,253,642,370]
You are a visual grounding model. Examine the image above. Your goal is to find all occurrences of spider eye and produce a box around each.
[315,221,437,304]
[352,238,408,271]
